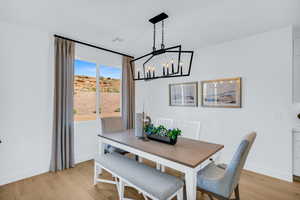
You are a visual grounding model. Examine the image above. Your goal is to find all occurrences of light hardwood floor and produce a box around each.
[1,159,300,200]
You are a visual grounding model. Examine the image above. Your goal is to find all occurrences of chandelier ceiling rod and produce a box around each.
[153,23,156,51]
[161,20,165,49]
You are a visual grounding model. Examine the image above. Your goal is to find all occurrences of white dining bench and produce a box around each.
[94,152,184,200]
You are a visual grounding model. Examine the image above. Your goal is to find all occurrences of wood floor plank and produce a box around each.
[1,159,300,200]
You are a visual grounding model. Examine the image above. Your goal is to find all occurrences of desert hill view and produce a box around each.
[74,75,121,121]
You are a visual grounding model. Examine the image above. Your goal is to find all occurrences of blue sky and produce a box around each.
[74,59,121,79]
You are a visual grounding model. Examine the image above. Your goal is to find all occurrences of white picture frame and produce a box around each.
[169,82,198,107]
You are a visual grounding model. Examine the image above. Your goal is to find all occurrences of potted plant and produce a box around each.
[144,124,182,145]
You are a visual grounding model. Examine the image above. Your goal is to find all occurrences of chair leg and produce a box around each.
[161,165,166,172]
[182,183,187,200]
[234,185,240,200]
[156,163,161,170]
[142,193,149,200]
[208,194,214,200]
[177,187,184,200]
[118,179,125,200]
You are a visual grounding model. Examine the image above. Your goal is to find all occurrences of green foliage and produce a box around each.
[167,128,182,140]
[73,109,77,114]
[144,124,181,140]
[89,87,96,92]
[104,87,120,93]
[112,88,120,93]
[114,108,120,112]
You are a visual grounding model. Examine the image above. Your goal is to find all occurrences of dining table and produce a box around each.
[97,129,224,200]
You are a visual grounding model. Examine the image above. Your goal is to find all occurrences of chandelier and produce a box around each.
[130,13,194,81]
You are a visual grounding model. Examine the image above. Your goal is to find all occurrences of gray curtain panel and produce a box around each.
[50,38,75,171]
[121,56,135,129]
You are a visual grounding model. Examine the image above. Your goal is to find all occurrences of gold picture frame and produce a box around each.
[201,77,242,108]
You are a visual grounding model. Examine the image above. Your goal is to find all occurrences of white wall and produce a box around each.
[0,21,98,185]
[0,21,53,185]
[294,29,300,103]
[74,121,98,163]
[136,27,296,181]
[75,44,122,68]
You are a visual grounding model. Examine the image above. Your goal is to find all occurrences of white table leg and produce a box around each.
[185,170,197,200]
[138,157,143,163]
[98,139,105,174]
[94,162,98,185]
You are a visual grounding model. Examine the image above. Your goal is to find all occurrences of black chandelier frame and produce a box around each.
[130,13,194,81]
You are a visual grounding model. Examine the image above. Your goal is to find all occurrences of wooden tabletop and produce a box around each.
[98,129,224,168]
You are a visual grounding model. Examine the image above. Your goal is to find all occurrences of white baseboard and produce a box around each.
[0,153,95,186]
[219,154,293,182]
[75,153,96,164]
[0,167,49,186]
[244,164,293,182]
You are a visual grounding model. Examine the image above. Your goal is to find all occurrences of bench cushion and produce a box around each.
[95,153,184,200]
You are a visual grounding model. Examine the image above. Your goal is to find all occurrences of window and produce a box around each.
[73,59,122,121]
[74,59,97,121]
[99,65,121,118]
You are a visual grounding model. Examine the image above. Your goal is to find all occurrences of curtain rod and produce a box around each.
[54,34,134,58]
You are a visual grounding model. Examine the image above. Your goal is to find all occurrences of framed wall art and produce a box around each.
[201,77,241,108]
[169,82,198,107]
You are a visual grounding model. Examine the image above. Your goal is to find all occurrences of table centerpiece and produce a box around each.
[144,124,181,145]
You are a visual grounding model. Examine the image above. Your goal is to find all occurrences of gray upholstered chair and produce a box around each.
[196,132,256,200]
[100,117,128,154]
[101,116,124,133]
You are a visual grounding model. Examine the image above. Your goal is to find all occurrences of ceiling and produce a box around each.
[0,0,299,57]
